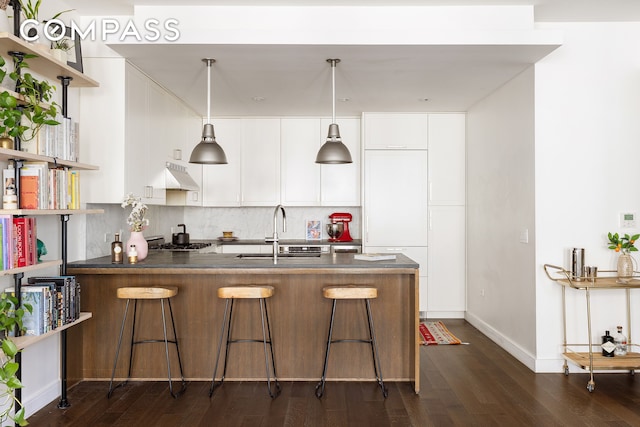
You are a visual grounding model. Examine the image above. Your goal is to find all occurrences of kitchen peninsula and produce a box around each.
[67,252,421,393]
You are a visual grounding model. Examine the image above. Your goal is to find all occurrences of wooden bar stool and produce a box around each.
[108,286,186,399]
[210,285,281,398]
[315,285,388,398]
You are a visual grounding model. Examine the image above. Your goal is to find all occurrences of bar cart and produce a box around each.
[544,264,640,392]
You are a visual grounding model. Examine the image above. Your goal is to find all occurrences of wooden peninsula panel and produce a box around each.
[68,254,420,393]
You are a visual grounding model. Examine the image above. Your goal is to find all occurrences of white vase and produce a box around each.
[126,231,148,261]
[50,48,67,63]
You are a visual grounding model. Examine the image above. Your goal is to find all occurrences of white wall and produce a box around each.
[466,66,537,367]
[467,22,640,373]
[534,22,640,372]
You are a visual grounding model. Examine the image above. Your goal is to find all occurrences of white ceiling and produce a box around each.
[63,1,640,117]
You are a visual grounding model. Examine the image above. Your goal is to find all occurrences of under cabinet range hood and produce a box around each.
[165,162,199,191]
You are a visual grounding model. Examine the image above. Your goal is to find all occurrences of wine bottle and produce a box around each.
[614,325,628,356]
[111,233,123,264]
[602,330,615,357]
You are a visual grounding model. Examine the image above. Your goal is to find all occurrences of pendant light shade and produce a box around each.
[189,58,228,164]
[316,59,352,164]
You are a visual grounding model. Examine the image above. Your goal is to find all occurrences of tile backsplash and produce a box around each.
[86,204,360,259]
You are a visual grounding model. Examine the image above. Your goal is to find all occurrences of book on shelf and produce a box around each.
[4,284,55,336]
[0,214,11,270]
[22,115,80,162]
[28,275,80,324]
[19,161,49,209]
[12,217,27,267]
[353,253,397,261]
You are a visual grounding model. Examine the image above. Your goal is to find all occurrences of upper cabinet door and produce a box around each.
[428,113,466,205]
[241,118,281,206]
[280,118,321,206]
[363,113,428,150]
[202,119,242,206]
[320,117,361,206]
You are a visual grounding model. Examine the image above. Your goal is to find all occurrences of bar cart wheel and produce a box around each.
[587,381,595,393]
[564,364,570,376]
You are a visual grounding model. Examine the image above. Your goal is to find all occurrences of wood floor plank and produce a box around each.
[26,320,640,426]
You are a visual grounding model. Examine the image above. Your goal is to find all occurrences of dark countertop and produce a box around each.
[215,239,362,246]
[68,251,417,270]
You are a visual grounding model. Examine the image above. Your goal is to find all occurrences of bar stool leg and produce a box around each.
[108,299,131,398]
[315,299,337,399]
[209,298,232,397]
[127,299,139,380]
[161,298,186,398]
[365,299,388,398]
[260,297,281,398]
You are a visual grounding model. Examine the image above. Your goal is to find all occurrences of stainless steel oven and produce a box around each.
[279,244,331,254]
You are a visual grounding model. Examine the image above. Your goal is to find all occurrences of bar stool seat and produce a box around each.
[108,286,186,398]
[316,285,388,398]
[210,285,281,398]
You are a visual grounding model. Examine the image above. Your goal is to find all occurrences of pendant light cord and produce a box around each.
[203,58,215,125]
[207,61,211,124]
[331,59,336,124]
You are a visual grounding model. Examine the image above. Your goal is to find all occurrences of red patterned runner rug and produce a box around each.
[419,321,464,345]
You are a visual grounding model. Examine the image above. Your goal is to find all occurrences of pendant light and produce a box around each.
[315,58,352,164]
[189,58,228,164]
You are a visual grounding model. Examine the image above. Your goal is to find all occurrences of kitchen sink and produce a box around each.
[236,253,321,259]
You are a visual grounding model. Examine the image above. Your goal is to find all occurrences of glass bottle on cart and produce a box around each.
[614,326,627,356]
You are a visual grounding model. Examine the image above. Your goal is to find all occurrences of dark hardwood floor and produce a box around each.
[27,319,640,426]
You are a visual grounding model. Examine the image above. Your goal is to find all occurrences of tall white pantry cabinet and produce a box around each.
[361,112,465,317]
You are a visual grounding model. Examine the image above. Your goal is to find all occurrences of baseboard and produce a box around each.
[422,310,465,319]
[464,312,539,372]
[24,379,60,418]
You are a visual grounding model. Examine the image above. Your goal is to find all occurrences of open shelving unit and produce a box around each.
[0,31,101,413]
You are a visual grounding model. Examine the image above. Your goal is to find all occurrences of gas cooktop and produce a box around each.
[150,242,214,251]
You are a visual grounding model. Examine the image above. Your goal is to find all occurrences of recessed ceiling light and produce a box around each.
[252,96,266,102]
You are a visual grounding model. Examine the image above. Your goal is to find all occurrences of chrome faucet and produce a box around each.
[266,204,286,263]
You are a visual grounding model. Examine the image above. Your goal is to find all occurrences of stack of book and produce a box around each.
[20,114,80,162]
[2,162,80,210]
[0,215,37,270]
[4,276,80,336]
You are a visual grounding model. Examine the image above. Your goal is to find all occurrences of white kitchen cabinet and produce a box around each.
[428,114,466,205]
[280,117,360,207]
[363,150,428,246]
[362,113,428,150]
[242,119,281,206]
[427,206,466,317]
[202,118,280,206]
[202,119,242,206]
[166,101,204,207]
[81,59,199,205]
[320,118,361,206]
[280,118,322,206]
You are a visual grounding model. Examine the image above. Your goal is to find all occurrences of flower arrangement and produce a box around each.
[607,232,640,254]
[122,193,148,232]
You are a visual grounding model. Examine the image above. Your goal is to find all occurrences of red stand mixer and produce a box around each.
[327,212,353,242]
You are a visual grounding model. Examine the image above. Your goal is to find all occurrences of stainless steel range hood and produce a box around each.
[165,162,199,191]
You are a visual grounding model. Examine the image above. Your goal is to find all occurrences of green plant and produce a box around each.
[608,232,640,254]
[0,291,32,426]
[0,55,60,142]
[18,0,72,21]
